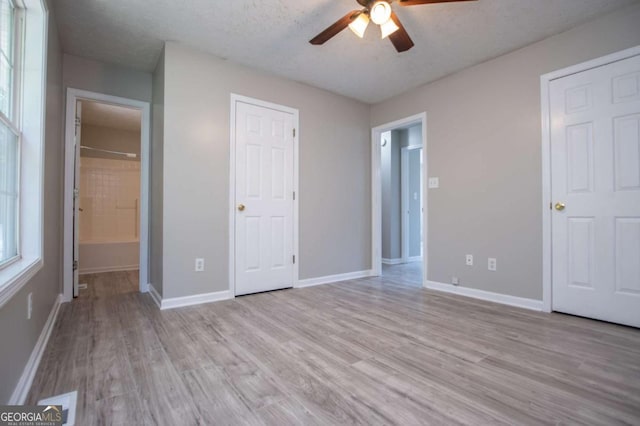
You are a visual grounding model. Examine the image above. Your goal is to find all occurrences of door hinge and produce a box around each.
[550,202,552,210]
[293,128,296,138]
[293,255,296,264]
[73,260,78,271]
[293,191,296,201]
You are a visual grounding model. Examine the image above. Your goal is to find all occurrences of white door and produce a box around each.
[234,101,295,296]
[550,54,640,327]
[73,101,82,298]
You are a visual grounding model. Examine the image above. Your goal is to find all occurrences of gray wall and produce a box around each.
[63,54,152,102]
[399,125,421,149]
[162,42,371,299]
[408,148,422,258]
[80,124,141,161]
[371,3,640,300]
[0,1,63,403]
[150,49,165,297]
[381,130,401,260]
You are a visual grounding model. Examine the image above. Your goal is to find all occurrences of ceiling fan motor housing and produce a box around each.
[357,0,381,7]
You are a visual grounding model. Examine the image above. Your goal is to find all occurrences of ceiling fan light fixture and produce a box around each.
[369,1,392,25]
[311,0,476,52]
[348,12,370,38]
[380,18,399,39]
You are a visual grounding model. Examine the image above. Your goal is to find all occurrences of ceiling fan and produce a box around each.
[310,0,477,52]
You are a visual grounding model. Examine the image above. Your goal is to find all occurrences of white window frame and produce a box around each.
[0,0,22,269]
[0,0,47,308]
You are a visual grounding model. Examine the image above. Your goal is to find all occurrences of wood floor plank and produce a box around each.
[129,349,201,426]
[255,398,326,426]
[26,266,640,425]
[88,350,136,401]
[181,366,261,425]
[94,392,150,426]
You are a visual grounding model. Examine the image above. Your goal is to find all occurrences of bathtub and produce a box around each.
[78,239,139,274]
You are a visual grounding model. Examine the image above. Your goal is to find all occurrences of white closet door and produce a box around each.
[235,101,294,296]
[550,54,640,327]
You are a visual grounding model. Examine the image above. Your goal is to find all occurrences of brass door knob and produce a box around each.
[555,202,565,211]
[238,204,245,211]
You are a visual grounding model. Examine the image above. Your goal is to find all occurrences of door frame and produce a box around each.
[63,88,151,301]
[228,94,300,296]
[540,45,640,313]
[371,112,427,283]
[401,145,423,263]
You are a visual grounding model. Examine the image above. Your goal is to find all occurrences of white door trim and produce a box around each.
[540,45,640,313]
[63,88,151,302]
[371,113,427,284]
[229,94,299,295]
[401,145,423,263]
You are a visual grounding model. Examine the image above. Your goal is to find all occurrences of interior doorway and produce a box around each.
[76,100,142,297]
[63,89,151,301]
[372,113,427,286]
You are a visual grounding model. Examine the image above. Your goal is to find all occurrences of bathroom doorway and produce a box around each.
[76,100,141,297]
[63,89,150,301]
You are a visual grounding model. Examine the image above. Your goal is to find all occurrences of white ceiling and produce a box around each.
[53,0,639,104]
[81,100,141,131]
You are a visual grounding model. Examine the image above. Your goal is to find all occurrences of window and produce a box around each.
[0,0,18,267]
[0,0,46,305]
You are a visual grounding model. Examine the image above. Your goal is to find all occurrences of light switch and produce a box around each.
[428,177,439,189]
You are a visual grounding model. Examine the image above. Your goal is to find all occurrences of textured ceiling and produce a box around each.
[53,0,639,103]
[81,100,141,132]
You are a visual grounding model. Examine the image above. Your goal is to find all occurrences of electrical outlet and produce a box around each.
[488,258,497,271]
[451,276,459,285]
[465,254,473,266]
[195,258,205,272]
[27,292,33,320]
[428,177,440,189]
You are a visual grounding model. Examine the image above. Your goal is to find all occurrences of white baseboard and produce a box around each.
[296,269,375,288]
[9,294,63,404]
[408,256,423,262]
[425,280,543,311]
[148,284,162,309]
[78,264,139,274]
[159,289,233,310]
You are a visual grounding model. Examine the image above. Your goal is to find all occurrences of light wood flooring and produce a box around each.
[27,269,640,425]
[381,261,423,287]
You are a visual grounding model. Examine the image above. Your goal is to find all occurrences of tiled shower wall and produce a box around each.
[79,157,140,242]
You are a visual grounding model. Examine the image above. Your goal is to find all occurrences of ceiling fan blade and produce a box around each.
[388,12,414,52]
[309,10,361,45]
[397,0,477,6]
